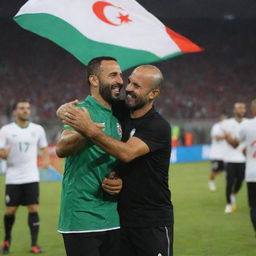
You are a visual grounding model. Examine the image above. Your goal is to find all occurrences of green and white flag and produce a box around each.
[14,0,202,70]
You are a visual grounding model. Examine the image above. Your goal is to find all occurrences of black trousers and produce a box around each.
[121,225,173,256]
[62,229,120,256]
[247,182,256,232]
[225,162,245,204]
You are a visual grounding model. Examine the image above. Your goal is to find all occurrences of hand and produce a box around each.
[62,106,102,137]
[223,132,232,141]
[102,172,123,195]
[56,99,79,120]
[41,159,50,169]
[0,147,11,160]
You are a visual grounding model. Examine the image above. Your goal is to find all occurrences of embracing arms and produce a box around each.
[60,105,150,163]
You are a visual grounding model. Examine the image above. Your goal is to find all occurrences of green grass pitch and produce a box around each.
[0,161,256,256]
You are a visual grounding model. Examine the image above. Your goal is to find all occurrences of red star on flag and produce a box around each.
[117,12,132,24]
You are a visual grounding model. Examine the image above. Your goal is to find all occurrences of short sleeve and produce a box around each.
[0,127,7,148]
[38,126,48,148]
[134,118,171,152]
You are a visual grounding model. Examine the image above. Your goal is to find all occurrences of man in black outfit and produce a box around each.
[60,65,173,256]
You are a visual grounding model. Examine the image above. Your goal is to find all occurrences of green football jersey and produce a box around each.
[58,96,122,232]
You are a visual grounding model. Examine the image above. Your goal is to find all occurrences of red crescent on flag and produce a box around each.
[93,1,120,26]
[93,1,132,26]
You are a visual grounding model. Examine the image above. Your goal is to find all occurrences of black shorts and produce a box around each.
[62,229,120,256]
[5,182,39,207]
[121,225,173,256]
[247,182,256,208]
[211,160,225,172]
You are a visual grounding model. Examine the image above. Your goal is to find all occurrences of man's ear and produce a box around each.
[89,75,99,87]
[149,89,160,100]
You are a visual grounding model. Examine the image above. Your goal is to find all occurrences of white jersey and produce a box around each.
[0,122,48,184]
[209,121,228,160]
[220,118,248,163]
[238,117,256,182]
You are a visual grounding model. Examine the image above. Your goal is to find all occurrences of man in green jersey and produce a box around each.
[56,57,123,256]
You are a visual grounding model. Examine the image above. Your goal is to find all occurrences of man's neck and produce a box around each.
[234,116,243,123]
[91,93,111,109]
[16,119,29,128]
[130,103,153,119]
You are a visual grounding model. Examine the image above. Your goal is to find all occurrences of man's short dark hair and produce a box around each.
[12,99,30,111]
[87,56,117,85]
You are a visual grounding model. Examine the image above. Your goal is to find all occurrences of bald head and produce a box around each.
[125,65,164,113]
[251,99,256,116]
[132,65,164,90]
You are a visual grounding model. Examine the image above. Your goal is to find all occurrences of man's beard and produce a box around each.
[18,115,29,122]
[125,92,148,112]
[236,113,245,118]
[99,83,120,105]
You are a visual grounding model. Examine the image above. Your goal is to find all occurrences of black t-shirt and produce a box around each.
[113,101,173,227]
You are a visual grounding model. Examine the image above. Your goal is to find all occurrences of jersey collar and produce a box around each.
[14,121,30,129]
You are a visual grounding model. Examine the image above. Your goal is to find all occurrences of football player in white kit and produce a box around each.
[0,100,49,254]
[221,102,248,213]
[208,113,228,191]
[225,99,256,235]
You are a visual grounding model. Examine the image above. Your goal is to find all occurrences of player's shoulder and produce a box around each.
[226,117,234,123]
[241,118,249,124]
[76,96,96,111]
[145,109,171,131]
[0,122,15,132]
[212,122,220,129]
[75,99,87,108]
[29,122,45,131]
[211,123,220,134]
[222,118,234,126]
[241,118,255,128]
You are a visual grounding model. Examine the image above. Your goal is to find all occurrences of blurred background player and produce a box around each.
[225,99,256,235]
[208,113,228,191]
[221,102,248,213]
[0,100,49,254]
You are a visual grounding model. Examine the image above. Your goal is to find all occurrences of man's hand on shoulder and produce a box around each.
[56,99,79,120]
[62,106,104,137]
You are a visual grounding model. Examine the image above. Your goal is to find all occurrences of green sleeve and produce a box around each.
[63,124,75,131]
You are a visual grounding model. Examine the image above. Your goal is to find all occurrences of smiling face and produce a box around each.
[97,60,123,104]
[125,65,162,111]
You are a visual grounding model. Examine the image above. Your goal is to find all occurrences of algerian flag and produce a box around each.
[14,0,202,70]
